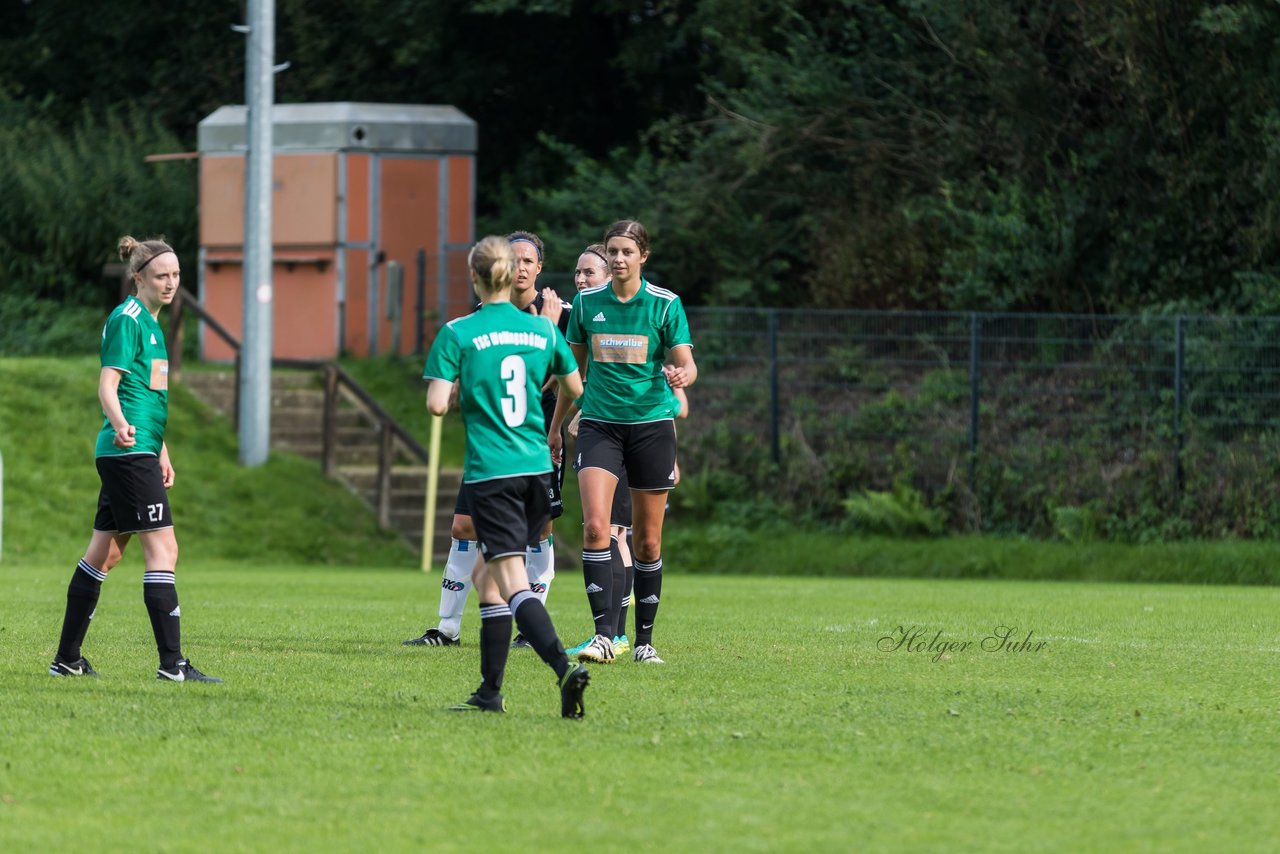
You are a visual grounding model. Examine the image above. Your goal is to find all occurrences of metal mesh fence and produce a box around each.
[679,309,1280,537]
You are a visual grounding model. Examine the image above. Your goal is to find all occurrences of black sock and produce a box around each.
[508,590,569,679]
[57,560,105,661]
[618,559,634,639]
[477,602,512,697]
[582,548,614,639]
[142,571,182,669]
[608,537,627,638]
[633,556,663,647]
[621,530,636,636]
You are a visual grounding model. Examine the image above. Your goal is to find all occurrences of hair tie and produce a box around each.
[136,249,174,274]
[509,237,542,261]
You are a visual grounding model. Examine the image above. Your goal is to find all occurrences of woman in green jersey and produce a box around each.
[549,220,697,666]
[404,231,571,650]
[49,236,220,683]
[423,235,590,717]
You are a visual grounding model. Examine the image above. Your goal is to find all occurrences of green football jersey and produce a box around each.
[565,278,693,423]
[95,296,169,457]
[424,302,577,483]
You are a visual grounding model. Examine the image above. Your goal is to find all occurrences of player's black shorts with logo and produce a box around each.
[469,473,553,561]
[574,419,677,492]
[455,443,565,520]
[93,454,172,534]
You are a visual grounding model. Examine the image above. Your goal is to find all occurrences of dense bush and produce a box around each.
[679,308,1280,542]
[0,97,197,312]
[0,293,103,356]
[8,2,1280,313]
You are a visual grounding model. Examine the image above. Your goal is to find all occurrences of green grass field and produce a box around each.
[4,356,1280,851]
[2,562,1277,852]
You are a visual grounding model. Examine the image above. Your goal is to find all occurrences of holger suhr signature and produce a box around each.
[877,625,1047,662]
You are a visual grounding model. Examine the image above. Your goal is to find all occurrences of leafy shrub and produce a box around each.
[842,484,945,537]
[0,97,196,310]
[0,294,102,355]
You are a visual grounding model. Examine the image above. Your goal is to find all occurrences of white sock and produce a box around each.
[526,537,555,605]
[437,538,477,638]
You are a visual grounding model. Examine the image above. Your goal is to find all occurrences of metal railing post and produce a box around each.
[437,251,448,333]
[415,249,426,354]
[322,363,338,478]
[386,260,403,357]
[167,290,185,383]
[232,353,242,432]
[768,309,780,465]
[1174,316,1185,493]
[968,312,981,496]
[377,422,393,528]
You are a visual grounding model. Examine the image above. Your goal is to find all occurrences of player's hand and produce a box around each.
[160,460,176,489]
[663,364,691,389]
[537,289,564,325]
[113,424,136,448]
[567,411,581,439]
[549,429,564,466]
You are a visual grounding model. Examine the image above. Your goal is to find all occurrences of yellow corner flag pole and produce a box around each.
[421,414,443,572]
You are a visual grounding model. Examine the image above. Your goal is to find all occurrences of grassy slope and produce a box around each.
[341,356,1280,586]
[0,565,1276,852]
[0,357,412,566]
[10,355,1280,582]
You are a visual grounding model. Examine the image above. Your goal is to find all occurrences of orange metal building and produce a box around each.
[196,102,477,360]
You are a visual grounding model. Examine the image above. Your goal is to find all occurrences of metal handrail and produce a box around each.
[167,286,427,530]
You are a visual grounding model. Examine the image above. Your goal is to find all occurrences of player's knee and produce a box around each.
[633,533,662,563]
[583,518,611,547]
[451,516,475,540]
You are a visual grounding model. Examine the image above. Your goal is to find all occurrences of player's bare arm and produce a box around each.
[99,367,136,449]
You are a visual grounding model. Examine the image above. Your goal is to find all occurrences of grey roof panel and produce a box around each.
[198,102,477,154]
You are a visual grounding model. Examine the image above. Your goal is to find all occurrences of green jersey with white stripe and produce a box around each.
[424,302,578,483]
[96,295,169,457]
[565,278,693,423]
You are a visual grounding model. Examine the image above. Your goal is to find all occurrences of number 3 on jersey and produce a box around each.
[500,355,528,427]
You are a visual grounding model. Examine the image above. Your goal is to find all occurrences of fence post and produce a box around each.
[322,364,338,478]
[415,248,426,354]
[437,250,449,334]
[1174,316,1185,493]
[768,309,780,465]
[968,313,981,496]
[167,291,185,383]
[386,261,403,357]
[377,422,393,528]
[232,353,242,433]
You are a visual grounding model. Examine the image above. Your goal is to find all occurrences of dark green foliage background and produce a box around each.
[4,1,1280,314]
[7,1,1280,543]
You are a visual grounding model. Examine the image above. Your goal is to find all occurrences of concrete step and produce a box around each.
[181,367,450,558]
[355,493,456,515]
[275,443,398,465]
[331,467,456,562]
[267,408,366,428]
[269,427,380,446]
[338,466,463,492]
